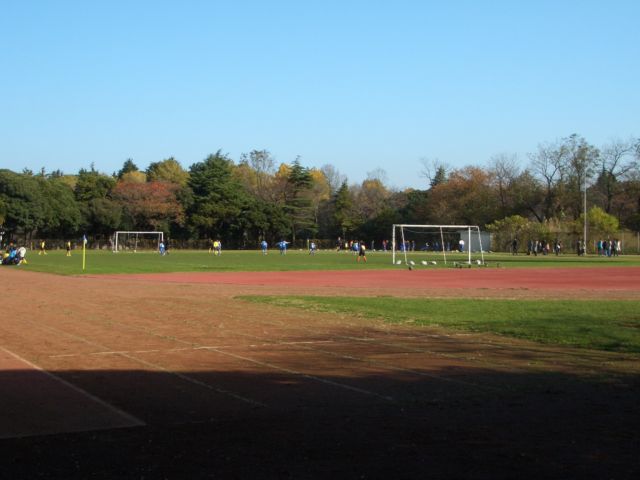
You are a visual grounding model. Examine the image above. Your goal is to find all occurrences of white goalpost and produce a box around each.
[391,224,485,266]
[113,231,164,253]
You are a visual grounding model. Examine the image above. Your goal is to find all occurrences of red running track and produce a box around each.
[100,267,640,291]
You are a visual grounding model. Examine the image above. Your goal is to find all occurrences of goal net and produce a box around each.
[392,224,485,266]
[113,231,164,252]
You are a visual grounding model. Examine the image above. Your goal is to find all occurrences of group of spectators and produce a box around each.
[520,239,563,256]
[596,239,621,257]
[1,242,28,265]
[511,238,623,257]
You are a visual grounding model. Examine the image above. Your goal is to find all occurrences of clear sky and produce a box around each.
[1,1,638,189]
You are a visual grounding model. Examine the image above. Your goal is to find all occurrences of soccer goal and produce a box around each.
[391,224,485,266]
[113,231,164,253]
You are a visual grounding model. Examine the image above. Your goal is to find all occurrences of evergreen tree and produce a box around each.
[187,151,251,244]
[285,158,315,243]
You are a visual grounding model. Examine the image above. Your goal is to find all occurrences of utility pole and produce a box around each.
[583,173,588,254]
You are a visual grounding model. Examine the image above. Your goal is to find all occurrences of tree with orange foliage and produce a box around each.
[112,181,184,231]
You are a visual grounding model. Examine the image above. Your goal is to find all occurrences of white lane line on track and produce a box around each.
[28,322,266,408]
[45,317,397,403]
[48,340,338,359]
[200,346,395,402]
[0,346,145,427]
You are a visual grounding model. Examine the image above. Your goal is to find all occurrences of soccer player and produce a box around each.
[213,240,222,256]
[278,240,288,255]
[159,241,166,256]
[38,240,47,255]
[66,240,72,256]
[309,241,317,255]
[357,241,367,263]
[261,240,268,255]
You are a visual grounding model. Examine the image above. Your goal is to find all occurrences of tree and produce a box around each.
[563,134,599,219]
[352,178,390,226]
[119,171,147,183]
[117,158,139,179]
[74,168,121,238]
[146,157,189,186]
[75,168,117,202]
[238,150,277,202]
[508,170,545,222]
[308,168,331,233]
[0,170,47,238]
[320,164,347,195]
[37,177,83,237]
[284,158,316,243]
[489,153,520,217]
[331,181,355,239]
[427,166,500,226]
[575,206,619,236]
[112,181,185,231]
[529,140,568,220]
[420,158,449,189]
[0,197,6,225]
[486,215,529,251]
[187,151,251,243]
[593,138,638,214]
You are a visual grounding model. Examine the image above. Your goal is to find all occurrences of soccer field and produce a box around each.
[17,247,640,275]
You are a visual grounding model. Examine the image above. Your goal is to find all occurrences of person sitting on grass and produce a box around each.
[17,246,27,265]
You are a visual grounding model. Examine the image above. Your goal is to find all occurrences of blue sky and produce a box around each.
[1,1,638,189]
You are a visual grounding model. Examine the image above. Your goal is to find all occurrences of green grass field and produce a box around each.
[12,247,640,275]
[242,295,640,353]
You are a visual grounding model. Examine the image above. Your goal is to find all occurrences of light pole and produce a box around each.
[583,173,588,254]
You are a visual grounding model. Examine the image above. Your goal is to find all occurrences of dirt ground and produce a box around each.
[1,267,639,479]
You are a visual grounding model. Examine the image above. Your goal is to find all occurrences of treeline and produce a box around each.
[0,134,639,248]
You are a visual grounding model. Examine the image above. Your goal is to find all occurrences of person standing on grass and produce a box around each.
[309,241,317,255]
[38,240,47,255]
[278,240,289,255]
[66,240,72,256]
[261,240,268,255]
[213,240,221,256]
[357,240,367,263]
[512,238,518,255]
